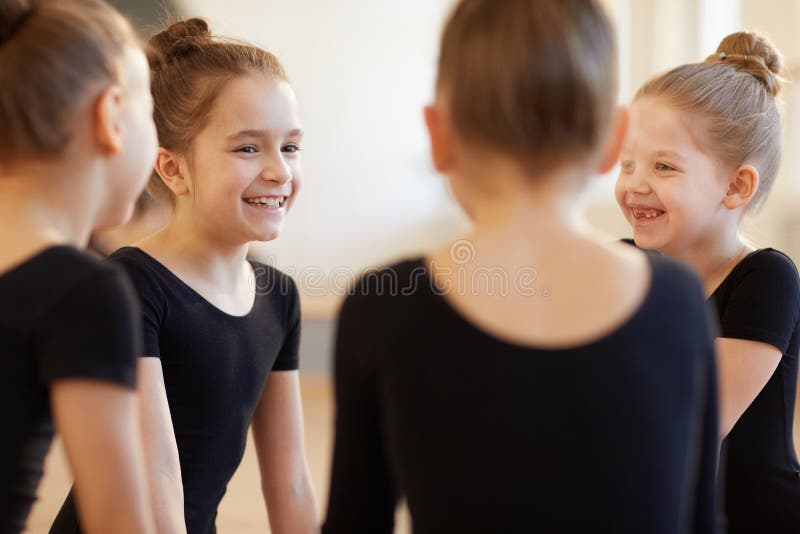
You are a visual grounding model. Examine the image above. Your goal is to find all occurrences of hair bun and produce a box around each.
[0,0,33,44]
[148,18,211,66]
[707,31,784,97]
[165,18,210,40]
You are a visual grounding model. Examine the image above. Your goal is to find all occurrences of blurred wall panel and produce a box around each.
[107,0,183,33]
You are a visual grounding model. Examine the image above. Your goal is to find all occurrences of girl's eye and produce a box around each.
[282,144,301,154]
[655,162,675,172]
[236,145,258,154]
[620,160,636,173]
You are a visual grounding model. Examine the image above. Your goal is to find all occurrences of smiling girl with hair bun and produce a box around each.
[617,31,800,533]
[52,17,317,534]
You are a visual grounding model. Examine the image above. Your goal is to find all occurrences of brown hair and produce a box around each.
[0,0,139,164]
[637,32,785,211]
[147,18,288,199]
[436,0,618,173]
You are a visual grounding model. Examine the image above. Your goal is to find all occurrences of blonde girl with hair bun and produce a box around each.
[617,31,800,533]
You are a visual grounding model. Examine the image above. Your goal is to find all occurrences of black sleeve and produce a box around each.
[692,307,721,534]
[112,254,165,358]
[35,269,140,388]
[718,251,800,353]
[272,275,300,371]
[323,292,398,533]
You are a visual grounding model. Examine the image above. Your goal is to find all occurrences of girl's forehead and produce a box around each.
[210,75,300,135]
[628,99,695,149]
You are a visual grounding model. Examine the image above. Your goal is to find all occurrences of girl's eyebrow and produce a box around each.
[226,128,305,141]
[654,149,685,162]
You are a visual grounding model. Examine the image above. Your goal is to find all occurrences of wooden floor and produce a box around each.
[25,376,331,534]
[22,376,800,533]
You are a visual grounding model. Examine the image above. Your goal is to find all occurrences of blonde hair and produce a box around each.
[637,32,785,211]
[0,0,139,164]
[436,0,618,174]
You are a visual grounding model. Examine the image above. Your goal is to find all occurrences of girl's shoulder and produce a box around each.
[715,247,800,307]
[108,246,163,278]
[2,245,128,303]
[740,248,798,276]
[2,245,113,282]
[248,259,300,306]
[722,248,799,293]
[106,246,175,302]
[0,245,138,334]
[346,258,427,301]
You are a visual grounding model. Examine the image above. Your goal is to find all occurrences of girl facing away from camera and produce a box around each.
[323,0,719,532]
[52,18,317,534]
[616,32,800,533]
[0,0,158,532]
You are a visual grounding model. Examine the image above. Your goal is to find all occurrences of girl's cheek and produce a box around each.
[613,179,625,205]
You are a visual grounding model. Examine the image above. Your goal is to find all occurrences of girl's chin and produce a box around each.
[631,232,667,252]
[249,225,283,243]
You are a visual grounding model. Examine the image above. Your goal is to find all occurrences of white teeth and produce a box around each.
[245,196,284,208]
[634,208,662,220]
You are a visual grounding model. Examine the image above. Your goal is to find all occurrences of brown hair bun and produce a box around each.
[149,17,211,66]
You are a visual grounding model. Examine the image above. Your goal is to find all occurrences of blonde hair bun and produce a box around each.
[706,31,784,97]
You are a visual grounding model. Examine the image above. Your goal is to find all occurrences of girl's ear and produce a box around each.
[154,148,191,197]
[596,106,629,175]
[424,103,454,173]
[94,84,124,154]
[723,165,759,210]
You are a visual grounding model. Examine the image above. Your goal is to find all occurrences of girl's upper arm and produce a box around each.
[51,379,153,534]
[137,357,181,464]
[715,337,782,437]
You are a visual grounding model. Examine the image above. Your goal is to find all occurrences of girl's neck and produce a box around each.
[464,170,587,260]
[142,217,251,290]
[661,224,751,295]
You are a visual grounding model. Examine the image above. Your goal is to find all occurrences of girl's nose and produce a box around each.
[260,153,292,184]
[624,170,651,195]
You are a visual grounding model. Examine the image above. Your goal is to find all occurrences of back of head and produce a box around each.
[436,0,618,174]
[0,0,139,165]
[637,31,784,211]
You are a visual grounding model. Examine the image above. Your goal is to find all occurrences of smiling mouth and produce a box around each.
[244,196,287,209]
[631,206,665,222]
